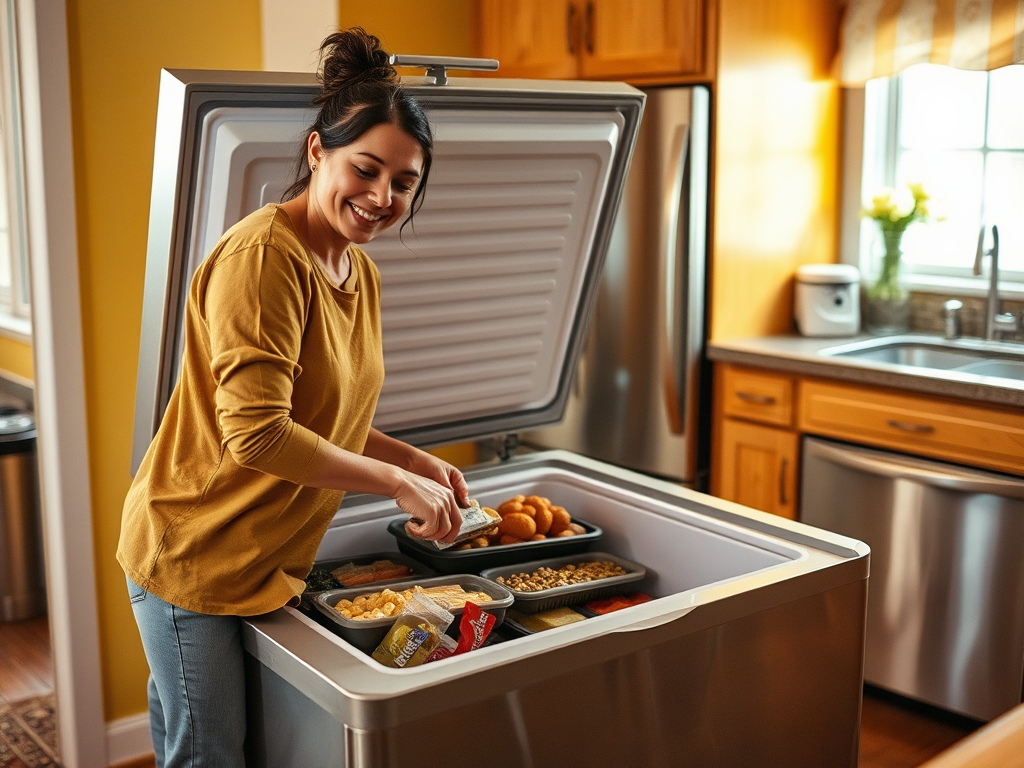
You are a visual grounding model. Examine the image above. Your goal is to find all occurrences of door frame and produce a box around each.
[19,1,107,766]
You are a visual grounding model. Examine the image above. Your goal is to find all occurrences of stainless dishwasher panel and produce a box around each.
[801,436,1024,721]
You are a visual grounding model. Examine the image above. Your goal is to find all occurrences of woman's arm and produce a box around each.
[298,436,464,543]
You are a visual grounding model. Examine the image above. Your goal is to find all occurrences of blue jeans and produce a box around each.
[127,577,246,768]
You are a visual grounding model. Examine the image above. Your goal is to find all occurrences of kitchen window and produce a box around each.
[849,63,1024,293]
[0,1,31,339]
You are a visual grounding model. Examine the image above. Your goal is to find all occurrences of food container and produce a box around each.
[480,552,646,613]
[312,573,514,653]
[301,551,433,611]
[387,516,603,574]
[503,606,590,635]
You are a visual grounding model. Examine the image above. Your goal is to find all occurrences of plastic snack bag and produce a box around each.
[425,601,497,663]
[371,592,454,668]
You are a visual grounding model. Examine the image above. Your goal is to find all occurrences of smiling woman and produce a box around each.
[116,27,477,768]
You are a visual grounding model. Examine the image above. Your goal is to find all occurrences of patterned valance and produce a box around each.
[838,0,1024,84]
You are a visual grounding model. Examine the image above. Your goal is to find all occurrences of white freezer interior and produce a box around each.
[303,461,833,677]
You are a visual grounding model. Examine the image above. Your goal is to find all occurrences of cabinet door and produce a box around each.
[716,419,798,519]
[477,0,579,79]
[579,0,704,79]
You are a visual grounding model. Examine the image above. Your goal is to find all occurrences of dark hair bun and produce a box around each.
[316,28,397,105]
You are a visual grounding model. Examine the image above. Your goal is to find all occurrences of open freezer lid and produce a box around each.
[132,68,644,469]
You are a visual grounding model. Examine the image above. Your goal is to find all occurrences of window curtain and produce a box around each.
[837,0,1024,84]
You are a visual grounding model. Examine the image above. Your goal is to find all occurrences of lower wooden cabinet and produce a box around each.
[715,418,798,520]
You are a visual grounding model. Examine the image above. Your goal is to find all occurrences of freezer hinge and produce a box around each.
[389,55,499,86]
[481,433,520,462]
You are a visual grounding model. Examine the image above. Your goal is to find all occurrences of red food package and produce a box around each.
[454,601,496,655]
[585,592,653,615]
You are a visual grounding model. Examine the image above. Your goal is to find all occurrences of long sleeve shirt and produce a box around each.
[117,204,384,615]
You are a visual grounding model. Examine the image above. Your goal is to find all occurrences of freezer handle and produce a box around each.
[807,439,1024,499]
[389,55,499,85]
[612,605,696,633]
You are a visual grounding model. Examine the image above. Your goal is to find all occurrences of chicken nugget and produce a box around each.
[534,505,554,535]
[498,512,537,539]
[520,504,537,518]
[497,500,524,517]
[549,506,572,534]
[498,534,525,546]
[525,495,549,511]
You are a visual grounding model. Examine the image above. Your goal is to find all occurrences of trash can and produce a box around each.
[0,407,44,622]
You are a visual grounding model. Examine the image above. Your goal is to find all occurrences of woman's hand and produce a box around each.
[406,451,470,508]
[360,429,471,542]
[395,470,463,543]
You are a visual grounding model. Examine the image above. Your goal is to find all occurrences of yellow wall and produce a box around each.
[63,0,476,727]
[338,0,475,59]
[709,0,840,340]
[0,336,32,380]
[65,0,263,722]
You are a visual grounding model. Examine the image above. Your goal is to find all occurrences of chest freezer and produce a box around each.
[134,65,870,768]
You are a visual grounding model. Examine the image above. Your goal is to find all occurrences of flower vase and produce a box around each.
[864,230,910,335]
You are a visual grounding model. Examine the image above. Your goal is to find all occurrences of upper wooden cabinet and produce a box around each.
[476,0,708,82]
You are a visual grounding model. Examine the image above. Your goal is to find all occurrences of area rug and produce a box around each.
[0,695,60,767]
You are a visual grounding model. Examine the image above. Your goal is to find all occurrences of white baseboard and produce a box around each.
[106,713,153,766]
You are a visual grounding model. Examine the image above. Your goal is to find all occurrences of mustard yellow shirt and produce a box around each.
[118,204,384,615]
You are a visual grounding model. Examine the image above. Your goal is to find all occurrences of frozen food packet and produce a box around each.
[424,634,458,663]
[453,600,496,655]
[371,592,454,669]
[406,499,501,551]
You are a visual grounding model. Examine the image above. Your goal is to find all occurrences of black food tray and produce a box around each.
[301,551,433,611]
[387,516,603,574]
[312,574,513,653]
[480,552,646,614]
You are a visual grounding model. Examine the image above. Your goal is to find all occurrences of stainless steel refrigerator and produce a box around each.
[526,86,710,488]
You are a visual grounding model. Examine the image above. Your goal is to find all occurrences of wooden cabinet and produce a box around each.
[799,379,1024,476]
[716,418,799,519]
[713,361,1024,520]
[712,364,799,519]
[476,0,708,82]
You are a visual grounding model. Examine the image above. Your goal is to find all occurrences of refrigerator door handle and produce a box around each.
[612,605,696,632]
[661,123,690,436]
[808,439,1024,499]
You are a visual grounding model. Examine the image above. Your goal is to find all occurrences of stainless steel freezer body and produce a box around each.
[243,450,869,768]
[133,69,870,767]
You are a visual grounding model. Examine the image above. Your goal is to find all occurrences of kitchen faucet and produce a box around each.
[972,224,1020,340]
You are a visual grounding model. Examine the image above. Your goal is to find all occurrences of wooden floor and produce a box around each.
[0,615,52,704]
[0,616,983,767]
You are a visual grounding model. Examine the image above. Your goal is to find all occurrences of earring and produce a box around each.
[310,163,317,173]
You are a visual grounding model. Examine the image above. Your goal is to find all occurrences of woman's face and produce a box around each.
[307,122,425,247]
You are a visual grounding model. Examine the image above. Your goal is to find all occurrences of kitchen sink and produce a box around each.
[817,335,1024,382]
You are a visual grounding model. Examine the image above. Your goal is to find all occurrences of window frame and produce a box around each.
[841,66,1024,301]
[0,1,32,340]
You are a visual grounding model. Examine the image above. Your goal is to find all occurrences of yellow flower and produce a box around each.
[907,181,929,203]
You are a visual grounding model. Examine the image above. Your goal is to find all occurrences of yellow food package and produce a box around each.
[371,593,454,668]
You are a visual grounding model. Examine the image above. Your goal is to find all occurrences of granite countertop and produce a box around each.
[707,334,1024,408]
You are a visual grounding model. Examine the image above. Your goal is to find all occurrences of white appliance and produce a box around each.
[794,263,860,337]
[132,64,870,767]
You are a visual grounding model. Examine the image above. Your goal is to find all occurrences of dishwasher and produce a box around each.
[801,436,1024,722]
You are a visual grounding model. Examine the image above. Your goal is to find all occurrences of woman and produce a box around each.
[117,29,465,768]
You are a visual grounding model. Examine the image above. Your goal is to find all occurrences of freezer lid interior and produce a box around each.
[133,69,644,469]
